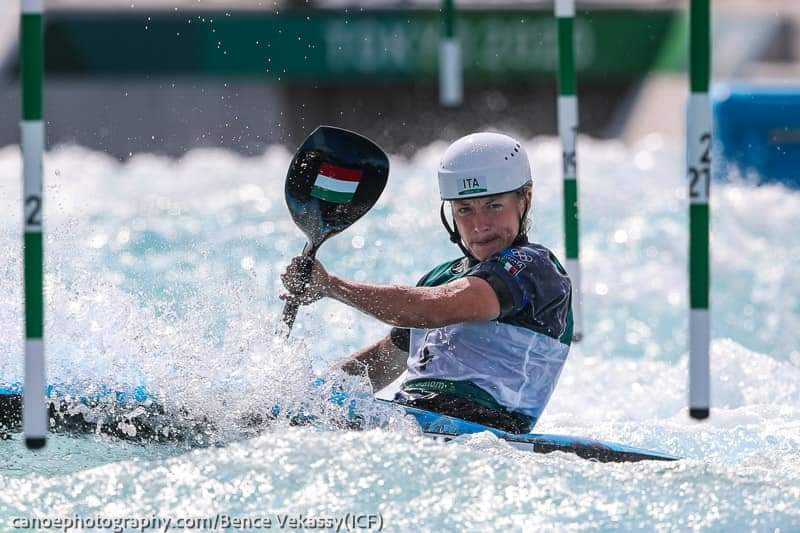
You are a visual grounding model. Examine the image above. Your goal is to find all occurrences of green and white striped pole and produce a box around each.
[556,0,583,342]
[687,0,711,420]
[439,0,462,106]
[21,0,47,448]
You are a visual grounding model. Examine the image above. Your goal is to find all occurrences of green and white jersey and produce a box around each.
[401,239,573,426]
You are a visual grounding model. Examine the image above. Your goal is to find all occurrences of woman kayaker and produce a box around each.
[281,132,573,433]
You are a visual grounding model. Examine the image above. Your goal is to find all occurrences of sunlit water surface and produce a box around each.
[0,136,799,531]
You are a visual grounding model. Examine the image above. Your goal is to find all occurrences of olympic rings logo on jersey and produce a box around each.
[511,249,533,262]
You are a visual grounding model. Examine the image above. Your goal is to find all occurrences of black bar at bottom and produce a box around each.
[25,437,46,449]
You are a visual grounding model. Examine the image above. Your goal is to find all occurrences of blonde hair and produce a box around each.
[516,181,533,235]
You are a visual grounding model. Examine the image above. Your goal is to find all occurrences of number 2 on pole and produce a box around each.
[699,132,710,164]
[25,195,42,227]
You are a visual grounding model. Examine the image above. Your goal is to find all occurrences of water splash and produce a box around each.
[0,137,798,529]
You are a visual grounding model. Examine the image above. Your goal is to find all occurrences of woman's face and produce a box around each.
[451,190,530,260]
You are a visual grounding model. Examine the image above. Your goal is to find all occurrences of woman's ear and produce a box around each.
[518,189,531,213]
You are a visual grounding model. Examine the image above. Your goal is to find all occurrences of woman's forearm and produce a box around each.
[325,275,447,328]
[282,255,496,327]
[331,335,407,391]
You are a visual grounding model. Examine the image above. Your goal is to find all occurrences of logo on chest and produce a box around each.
[498,251,527,277]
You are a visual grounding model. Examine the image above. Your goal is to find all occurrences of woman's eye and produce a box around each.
[489,203,503,209]
[458,208,471,215]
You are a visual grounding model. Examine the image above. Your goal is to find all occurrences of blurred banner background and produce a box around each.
[1,0,798,162]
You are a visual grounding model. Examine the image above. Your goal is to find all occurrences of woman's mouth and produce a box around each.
[471,236,498,247]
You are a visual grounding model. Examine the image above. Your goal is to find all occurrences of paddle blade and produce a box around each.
[285,126,389,247]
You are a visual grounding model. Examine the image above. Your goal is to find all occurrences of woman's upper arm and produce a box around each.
[428,276,500,325]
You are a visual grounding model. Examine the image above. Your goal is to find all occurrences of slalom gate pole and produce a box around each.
[555,0,583,342]
[687,0,711,420]
[439,0,462,106]
[21,0,47,449]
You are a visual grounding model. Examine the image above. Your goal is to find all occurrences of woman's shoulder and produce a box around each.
[417,256,473,287]
[491,241,568,278]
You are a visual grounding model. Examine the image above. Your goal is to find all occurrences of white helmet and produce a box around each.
[438,132,532,200]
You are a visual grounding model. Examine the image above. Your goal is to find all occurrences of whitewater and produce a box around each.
[0,135,799,531]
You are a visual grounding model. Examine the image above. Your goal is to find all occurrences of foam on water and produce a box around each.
[1,136,799,530]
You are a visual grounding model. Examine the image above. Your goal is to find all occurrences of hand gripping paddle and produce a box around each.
[281,126,389,336]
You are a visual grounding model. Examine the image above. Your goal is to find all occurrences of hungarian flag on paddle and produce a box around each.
[310,162,363,204]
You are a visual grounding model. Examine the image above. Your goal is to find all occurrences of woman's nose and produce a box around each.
[471,211,492,232]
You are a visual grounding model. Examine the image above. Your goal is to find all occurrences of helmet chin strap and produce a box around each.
[515,197,531,245]
[439,198,531,260]
[440,203,476,260]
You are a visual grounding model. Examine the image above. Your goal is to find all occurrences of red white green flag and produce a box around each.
[311,162,363,204]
